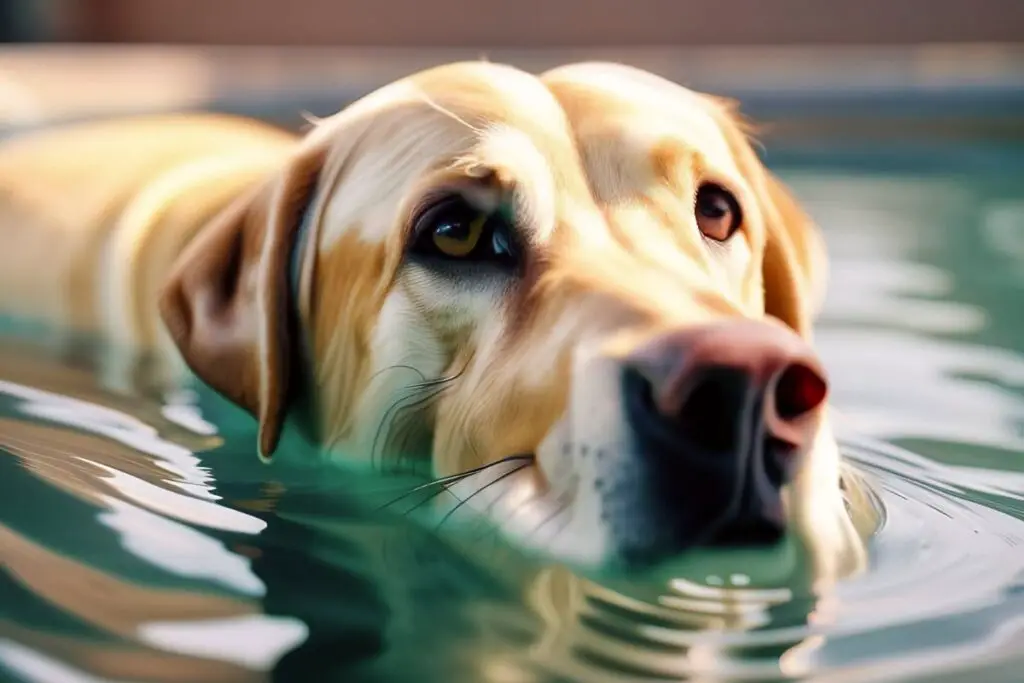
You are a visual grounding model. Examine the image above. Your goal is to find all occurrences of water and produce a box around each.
[1,143,1023,683]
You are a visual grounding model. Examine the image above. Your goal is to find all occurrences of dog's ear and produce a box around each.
[757,169,827,338]
[159,144,325,461]
[707,97,827,338]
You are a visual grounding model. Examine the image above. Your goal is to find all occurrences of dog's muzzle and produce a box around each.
[608,319,828,563]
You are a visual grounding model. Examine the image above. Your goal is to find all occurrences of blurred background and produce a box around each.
[0,0,1022,144]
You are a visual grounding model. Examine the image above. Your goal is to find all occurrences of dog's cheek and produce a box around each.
[335,288,449,462]
[310,233,402,450]
[431,335,573,477]
[436,295,616,477]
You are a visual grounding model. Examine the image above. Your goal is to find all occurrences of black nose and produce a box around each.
[620,319,828,549]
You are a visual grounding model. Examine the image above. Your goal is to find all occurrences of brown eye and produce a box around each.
[695,183,742,241]
[431,212,487,257]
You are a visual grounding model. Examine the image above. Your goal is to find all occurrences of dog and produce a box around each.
[0,61,878,577]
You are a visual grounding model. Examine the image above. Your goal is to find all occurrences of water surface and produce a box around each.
[1,142,1023,683]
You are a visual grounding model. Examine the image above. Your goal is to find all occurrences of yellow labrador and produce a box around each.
[0,62,876,576]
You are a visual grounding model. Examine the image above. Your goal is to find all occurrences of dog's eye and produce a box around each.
[432,211,486,257]
[695,183,742,241]
[411,196,517,265]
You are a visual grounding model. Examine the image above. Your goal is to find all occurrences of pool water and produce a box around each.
[1,143,1023,683]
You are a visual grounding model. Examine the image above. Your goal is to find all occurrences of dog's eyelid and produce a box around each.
[408,192,503,242]
[401,163,502,221]
[412,176,504,217]
[696,172,744,208]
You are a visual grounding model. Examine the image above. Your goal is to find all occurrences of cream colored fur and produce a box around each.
[0,61,878,581]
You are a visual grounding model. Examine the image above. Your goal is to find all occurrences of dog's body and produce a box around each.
[0,62,876,577]
[0,115,296,344]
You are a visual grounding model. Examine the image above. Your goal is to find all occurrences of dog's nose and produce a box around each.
[629,319,828,449]
[621,319,828,546]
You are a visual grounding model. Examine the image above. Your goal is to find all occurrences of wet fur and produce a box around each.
[0,61,876,577]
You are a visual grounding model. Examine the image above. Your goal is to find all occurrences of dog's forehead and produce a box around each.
[307,62,572,155]
[312,62,744,254]
[409,61,571,127]
[540,63,736,173]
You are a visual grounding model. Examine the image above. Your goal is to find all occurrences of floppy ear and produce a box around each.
[706,96,827,338]
[758,171,828,338]
[159,145,325,461]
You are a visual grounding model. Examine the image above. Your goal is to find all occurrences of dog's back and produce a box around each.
[0,114,296,344]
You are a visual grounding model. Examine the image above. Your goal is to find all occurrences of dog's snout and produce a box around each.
[618,319,829,549]
[626,319,828,450]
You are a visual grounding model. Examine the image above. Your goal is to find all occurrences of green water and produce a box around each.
[1,143,1023,683]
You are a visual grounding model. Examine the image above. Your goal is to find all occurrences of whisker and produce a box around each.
[475,462,544,523]
[480,479,557,542]
[381,386,447,467]
[368,362,470,470]
[367,356,470,391]
[389,370,471,471]
[396,480,464,517]
[370,384,438,470]
[367,363,428,386]
[375,453,534,512]
[469,462,577,546]
[415,362,470,395]
[469,480,539,543]
[436,462,531,530]
[347,363,438,461]
[373,383,453,471]
[525,496,573,544]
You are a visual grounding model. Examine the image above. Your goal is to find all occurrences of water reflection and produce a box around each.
[0,341,307,681]
[790,171,1024,470]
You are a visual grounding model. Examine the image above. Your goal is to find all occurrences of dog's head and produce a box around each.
[160,62,866,571]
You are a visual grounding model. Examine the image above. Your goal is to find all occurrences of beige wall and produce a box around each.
[50,0,1024,46]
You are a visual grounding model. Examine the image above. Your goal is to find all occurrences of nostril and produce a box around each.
[634,370,658,415]
[774,362,828,421]
[676,367,749,453]
[622,367,662,436]
[624,365,750,455]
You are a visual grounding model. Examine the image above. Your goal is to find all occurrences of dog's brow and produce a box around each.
[468,125,557,243]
